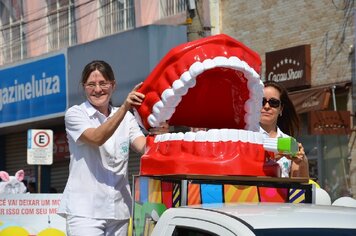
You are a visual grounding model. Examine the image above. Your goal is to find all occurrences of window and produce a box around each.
[0,0,27,64]
[298,90,352,201]
[47,0,77,50]
[99,0,135,36]
[173,226,218,236]
[254,228,356,236]
[160,0,186,17]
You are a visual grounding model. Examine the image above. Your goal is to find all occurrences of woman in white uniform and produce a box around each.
[260,81,309,178]
[58,60,157,236]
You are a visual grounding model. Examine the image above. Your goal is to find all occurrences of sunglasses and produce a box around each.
[262,98,281,108]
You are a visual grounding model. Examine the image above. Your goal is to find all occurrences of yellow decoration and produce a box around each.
[309,179,320,188]
[38,228,65,236]
[128,218,132,236]
[0,226,29,236]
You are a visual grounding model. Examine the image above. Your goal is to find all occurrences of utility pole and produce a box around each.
[186,0,207,41]
[350,9,356,198]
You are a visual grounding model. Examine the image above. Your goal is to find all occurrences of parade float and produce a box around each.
[131,34,312,236]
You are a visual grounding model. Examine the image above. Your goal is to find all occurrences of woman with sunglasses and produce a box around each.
[58,60,167,236]
[260,81,309,178]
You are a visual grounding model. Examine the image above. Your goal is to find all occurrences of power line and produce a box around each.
[0,0,95,30]
[0,0,130,64]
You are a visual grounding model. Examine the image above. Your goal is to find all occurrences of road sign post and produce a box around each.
[27,129,53,165]
[27,129,53,193]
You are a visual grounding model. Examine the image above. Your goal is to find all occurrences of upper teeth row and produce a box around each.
[146,56,264,131]
[154,128,264,144]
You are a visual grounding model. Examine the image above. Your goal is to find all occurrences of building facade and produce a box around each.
[1,0,355,200]
[216,0,355,200]
[0,0,190,192]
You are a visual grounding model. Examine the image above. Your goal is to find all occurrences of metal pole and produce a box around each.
[331,85,337,111]
[181,180,187,206]
[331,85,350,195]
[37,165,41,193]
[317,135,323,187]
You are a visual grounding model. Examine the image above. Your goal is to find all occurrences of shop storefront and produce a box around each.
[0,24,187,193]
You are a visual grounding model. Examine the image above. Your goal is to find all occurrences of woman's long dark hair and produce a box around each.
[264,81,300,137]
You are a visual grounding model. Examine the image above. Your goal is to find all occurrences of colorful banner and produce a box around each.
[187,183,201,205]
[224,185,259,202]
[201,184,223,204]
[148,179,162,203]
[0,193,65,235]
[132,176,310,236]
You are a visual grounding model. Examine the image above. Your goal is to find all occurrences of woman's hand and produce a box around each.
[290,143,310,178]
[281,143,307,163]
[123,82,145,109]
[292,143,307,164]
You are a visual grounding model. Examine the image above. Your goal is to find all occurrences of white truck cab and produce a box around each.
[151,203,356,236]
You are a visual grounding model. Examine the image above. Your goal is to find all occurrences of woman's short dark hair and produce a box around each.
[81,60,116,85]
[264,80,300,137]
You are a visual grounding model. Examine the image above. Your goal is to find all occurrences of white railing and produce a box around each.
[0,10,26,64]
[99,0,135,36]
[47,0,77,50]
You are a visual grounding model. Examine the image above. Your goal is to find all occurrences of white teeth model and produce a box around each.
[180,71,196,88]
[167,132,184,141]
[154,134,161,143]
[172,79,188,96]
[162,89,181,107]
[184,132,195,141]
[153,101,164,114]
[206,129,220,142]
[153,129,282,154]
[220,129,230,142]
[227,129,239,142]
[148,114,158,127]
[154,129,264,143]
[203,58,215,70]
[213,56,228,67]
[161,133,171,142]
[146,56,263,131]
[195,130,207,142]
[238,129,248,142]
[189,61,204,78]
[227,56,242,69]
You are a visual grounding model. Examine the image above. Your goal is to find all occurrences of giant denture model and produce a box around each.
[134,34,297,177]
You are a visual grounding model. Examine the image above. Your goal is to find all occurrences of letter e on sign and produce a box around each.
[27,129,53,165]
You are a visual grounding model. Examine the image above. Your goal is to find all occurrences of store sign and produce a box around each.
[266,45,311,89]
[0,53,67,127]
[309,111,351,135]
[27,129,53,165]
[289,87,331,114]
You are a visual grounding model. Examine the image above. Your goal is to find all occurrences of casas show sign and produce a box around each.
[266,45,311,90]
[310,111,351,135]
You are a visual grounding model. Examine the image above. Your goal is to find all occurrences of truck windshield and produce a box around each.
[173,226,218,236]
